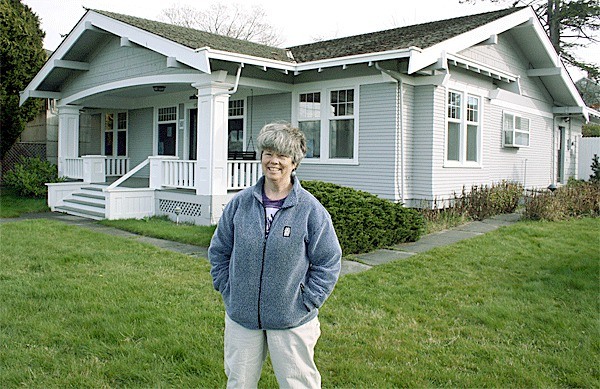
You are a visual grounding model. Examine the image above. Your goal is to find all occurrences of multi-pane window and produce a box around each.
[446,90,480,164]
[158,107,177,122]
[503,113,530,147]
[229,99,244,117]
[228,100,244,152]
[329,89,354,159]
[104,112,127,156]
[299,92,321,158]
[296,87,357,162]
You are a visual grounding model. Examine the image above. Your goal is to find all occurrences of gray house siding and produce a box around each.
[246,93,292,150]
[405,84,436,206]
[128,107,153,176]
[61,36,198,98]
[460,32,552,104]
[299,83,398,200]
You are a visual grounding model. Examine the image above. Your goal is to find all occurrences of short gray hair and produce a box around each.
[256,122,306,165]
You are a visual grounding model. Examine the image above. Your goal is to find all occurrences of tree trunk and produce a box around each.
[547,0,561,54]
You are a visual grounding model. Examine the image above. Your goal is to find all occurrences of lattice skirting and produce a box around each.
[158,199,202,217]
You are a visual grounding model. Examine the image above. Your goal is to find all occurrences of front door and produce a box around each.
[158,123,176,156]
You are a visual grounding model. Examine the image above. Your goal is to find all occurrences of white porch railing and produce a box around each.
[64,158,84,179]
[227,160,262,190]
[163,160,196,189]
[106,157,129,176]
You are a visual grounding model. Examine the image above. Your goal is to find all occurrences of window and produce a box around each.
[503,112,530,148]
[228,100,244,152]
[298,92,321,158]
[329,89,354,159]
[296,87,357,162]
[103,112,127,156]
[446,90,480,164]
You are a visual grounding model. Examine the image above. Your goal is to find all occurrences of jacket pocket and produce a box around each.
[300,283,311,312]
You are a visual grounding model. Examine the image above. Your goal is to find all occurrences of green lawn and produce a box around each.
[0,187,48,218]
[0,218,598,387]
[100,217,216,247]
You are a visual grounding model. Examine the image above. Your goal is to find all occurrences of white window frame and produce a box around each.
[102,111,128,157]
[293,84,359,165]
[444,89,482,167]
[502,111,530,148]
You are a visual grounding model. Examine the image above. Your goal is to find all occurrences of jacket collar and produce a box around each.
[252,175,301,208]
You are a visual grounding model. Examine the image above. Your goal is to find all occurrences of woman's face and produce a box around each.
[261,149,297,185]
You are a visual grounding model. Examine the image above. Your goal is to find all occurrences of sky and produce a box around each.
[22,0,599,81]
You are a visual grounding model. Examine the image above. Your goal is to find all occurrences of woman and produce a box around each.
[209,122,342,388]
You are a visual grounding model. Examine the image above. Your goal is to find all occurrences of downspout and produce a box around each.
[375,63,405,204]
[216,63,243,96]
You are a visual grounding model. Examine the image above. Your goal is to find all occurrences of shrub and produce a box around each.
[453,181,524,221]
[590,154,600,183]
[523,181,600,221]
[301,180,425,255]
[418,181,523,232]
[3,157,63,198]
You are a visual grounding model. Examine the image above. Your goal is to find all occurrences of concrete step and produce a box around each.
[54,205,105,220]
[63,198,105,210]
[72,192,106,205]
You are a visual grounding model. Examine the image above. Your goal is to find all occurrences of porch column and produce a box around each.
[193,81,231,224]
[57,105,82,177]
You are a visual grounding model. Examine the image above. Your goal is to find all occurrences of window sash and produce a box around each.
[446,91,480,164]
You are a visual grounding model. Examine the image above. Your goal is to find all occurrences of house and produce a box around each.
[19,6,596,225]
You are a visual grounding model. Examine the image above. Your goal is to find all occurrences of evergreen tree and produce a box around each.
[459,0,600,81]
[0,0,47,159]
[590,154,600,183]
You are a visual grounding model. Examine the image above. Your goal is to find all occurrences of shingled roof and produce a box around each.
[93,10,294,63]
[94,7,524,65]
[288,7,525,62]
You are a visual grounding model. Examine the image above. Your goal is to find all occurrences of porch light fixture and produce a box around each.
[153,85,166,92]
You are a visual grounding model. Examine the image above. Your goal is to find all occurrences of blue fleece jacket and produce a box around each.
[208,176,342,330]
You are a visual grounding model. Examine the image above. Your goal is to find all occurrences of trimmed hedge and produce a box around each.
[301,180,425,255]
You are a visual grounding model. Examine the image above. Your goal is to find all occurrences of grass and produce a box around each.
[0,187,49,218]
[100,216,216,247]
[0,217,598,387]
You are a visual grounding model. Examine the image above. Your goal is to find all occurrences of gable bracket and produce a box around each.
[526,67,563,77]
[53,59,90,71]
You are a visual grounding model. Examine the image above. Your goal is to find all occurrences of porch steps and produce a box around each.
[54,185,107,220]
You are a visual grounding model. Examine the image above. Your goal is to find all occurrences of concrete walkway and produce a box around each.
[0,212,521,276]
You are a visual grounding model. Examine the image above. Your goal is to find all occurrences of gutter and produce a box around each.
[375,62,405,204]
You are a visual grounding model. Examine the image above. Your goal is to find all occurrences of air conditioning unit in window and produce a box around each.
[503,129,529,148]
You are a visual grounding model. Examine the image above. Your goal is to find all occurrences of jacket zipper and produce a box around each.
[257,237,267,329]
[257,205,269,329]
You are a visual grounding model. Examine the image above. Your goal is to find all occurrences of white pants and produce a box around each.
[224,314,321,389]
